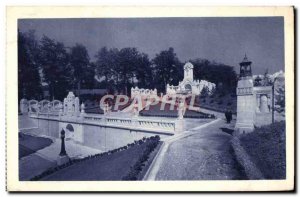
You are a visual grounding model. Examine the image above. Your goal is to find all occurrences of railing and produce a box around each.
[29,111,178,134]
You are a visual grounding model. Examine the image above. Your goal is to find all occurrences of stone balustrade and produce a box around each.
[29,111,179,134]
[26,91,182,135]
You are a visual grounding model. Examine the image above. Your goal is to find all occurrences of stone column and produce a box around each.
[58,103,63,119]
[20,99,28,114]
[256,95,261,113]
[75,97,80,116]
[80,103,85,116]
[235,78,255,133]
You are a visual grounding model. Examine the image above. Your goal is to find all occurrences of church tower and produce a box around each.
[183,62,194,81]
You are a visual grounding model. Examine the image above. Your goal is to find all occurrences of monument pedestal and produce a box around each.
[175,119,184,133]
[57,155,70,165]
[234,122,254,134]
[235,78,255,134]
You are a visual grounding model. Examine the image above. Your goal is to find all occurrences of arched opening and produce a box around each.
[184,84,192,92]
[66,124,74,132]
[65,124,74,141]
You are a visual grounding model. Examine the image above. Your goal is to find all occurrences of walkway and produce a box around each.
[144,118,245,180]
[19,115,102,180]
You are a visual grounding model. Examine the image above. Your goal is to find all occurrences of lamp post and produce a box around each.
[59,129,67,156]
[57,128,69,165]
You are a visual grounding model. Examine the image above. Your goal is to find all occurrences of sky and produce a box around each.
[18,17,284,74]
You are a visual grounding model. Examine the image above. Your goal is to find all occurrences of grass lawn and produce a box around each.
[41,140,156,181]
[19,133,53,159]
[239,121,286,179]
[199,93,237,114]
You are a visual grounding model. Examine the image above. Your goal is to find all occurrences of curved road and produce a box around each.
[145,118,246,180]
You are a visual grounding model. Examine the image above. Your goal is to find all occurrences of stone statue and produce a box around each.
[178,100,185,119]
[80,103,85,115]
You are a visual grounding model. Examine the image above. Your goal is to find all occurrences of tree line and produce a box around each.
[18,30,237,101]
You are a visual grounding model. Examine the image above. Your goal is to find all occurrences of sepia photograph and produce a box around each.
[6,6,294,191]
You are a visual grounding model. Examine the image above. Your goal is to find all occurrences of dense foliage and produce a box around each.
[18,30,238,101]
[122,135,160,180]
[239,121,286,179]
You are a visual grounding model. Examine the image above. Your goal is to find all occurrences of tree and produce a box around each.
[152,47,182,93]
[191,58,237,94]
[275,85,285,113]
[18,30,42,100]
[95,47,152,95]
[95,47,118,93]
[117,48,141,95]
[133,53,152,89]
[39,36,71,100]
[200,86,209,98]
[69,44,91,95]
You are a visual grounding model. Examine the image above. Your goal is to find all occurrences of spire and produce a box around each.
[241,53,250,63]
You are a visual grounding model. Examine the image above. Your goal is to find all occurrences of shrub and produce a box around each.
[239,121,286,179]
[122,136,160,181]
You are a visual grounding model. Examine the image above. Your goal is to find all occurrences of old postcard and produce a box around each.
[6,6,294,191]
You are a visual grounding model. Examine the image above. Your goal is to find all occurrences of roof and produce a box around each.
[240,53,252,64]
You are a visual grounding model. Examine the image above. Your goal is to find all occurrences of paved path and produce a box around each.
[144,118,245,180]
[18,114,103,181]
[19,138,102,180]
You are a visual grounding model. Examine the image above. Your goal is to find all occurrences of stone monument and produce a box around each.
[63,92,80,117]
[20,99,28,114]
[166,62,216,96]
[57,129,70,165]
[80,103,85,116]
[235,55,273,134]
[175,99,185,133]
[235,55,255,133]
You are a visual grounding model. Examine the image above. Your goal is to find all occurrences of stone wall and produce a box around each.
[83,124,169,151]
[34,117,169,151]
[36,119,59,138]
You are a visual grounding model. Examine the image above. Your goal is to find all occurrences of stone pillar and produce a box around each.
[235,78,255,133]
[20,99,28,114]
[63,98,67,115]
[178,100,185,119]
[58,103,63,119]
[133,103,139,118]
[175,119,184,133]
[256,95,261,113]
[57,129,69,165]
[75,97,80,116]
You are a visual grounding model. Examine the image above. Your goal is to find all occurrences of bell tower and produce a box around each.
[239,54,252,78]
[184,62,194,81]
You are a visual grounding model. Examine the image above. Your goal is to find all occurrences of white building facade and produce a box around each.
[166,62,216,96]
